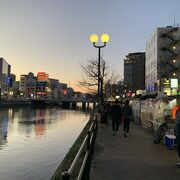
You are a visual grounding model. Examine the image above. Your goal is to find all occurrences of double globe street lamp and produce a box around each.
[90,33,110,108]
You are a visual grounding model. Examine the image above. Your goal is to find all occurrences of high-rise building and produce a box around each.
[124,52,145,95]
[146,26,180,95]
[0,58,11,98]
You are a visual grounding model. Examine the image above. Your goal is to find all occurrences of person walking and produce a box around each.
[122,99,132,137]
[110,100,122,136]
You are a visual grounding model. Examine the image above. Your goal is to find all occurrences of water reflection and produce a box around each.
[0,105,92,149]
[0,107,89,180]
[17,108,47,138]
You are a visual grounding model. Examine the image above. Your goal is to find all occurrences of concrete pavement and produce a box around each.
[90,122,180,180]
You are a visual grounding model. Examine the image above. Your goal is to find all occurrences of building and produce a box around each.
[124,52,145,95]
[8,74,16,98]
[0,58,11,99]
[59,83,67,99]
[19,74,28,96]
[10,74,16,86]
[36,72,49,98]
[146,26,180,95]
[49,78,60,98]
[67,87,74,99]
[11,81,19,98]
[26,72,36,98]
[19,72,36,97]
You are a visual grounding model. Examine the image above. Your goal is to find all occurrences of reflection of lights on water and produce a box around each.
[0,108,89,180]
[2,116,8,141]
[8,109,13,122]
[34,119,46,138]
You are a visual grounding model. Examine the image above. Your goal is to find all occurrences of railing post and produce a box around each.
[61,171,70,180]
[95,118,98,132]
[87,131,91,151]
[92,120,95,132]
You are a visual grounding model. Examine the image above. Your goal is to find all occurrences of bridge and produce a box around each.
[0,98,97,108]
[31,98,97,108]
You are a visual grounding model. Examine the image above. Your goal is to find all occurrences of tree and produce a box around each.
[78,57,118,102]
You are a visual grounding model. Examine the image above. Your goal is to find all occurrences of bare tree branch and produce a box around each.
[78,57,120,101]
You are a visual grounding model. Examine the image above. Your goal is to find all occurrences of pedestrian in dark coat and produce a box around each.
[122,99,132,137]
[110,100,122,136]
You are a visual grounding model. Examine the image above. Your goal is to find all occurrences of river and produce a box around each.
[0,106,90,180]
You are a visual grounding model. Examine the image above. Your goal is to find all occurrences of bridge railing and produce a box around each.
[61,115,98,180]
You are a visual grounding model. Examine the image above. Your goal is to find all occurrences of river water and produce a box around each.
[0,106,90,180]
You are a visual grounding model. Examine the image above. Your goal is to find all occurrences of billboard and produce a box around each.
[171,78,178,88]
[37,72,49,81]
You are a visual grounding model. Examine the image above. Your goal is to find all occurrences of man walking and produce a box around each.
[122,100,132,137]
[110,100,122,136]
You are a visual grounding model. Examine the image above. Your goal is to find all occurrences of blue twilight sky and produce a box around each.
[0,0,180,91]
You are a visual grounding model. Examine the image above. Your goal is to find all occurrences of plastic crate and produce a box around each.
[165,134,176,149]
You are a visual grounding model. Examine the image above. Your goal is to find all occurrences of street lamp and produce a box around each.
[90,33,110,108]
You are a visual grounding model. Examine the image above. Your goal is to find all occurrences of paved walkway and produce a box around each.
[90,122,180,180]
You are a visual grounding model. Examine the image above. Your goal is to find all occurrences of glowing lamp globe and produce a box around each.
[101,33,110,43]
[90,34,98,43]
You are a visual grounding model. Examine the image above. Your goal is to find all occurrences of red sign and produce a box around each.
[37,72,49,81]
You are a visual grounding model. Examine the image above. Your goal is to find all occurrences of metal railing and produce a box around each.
[61,115,98,180]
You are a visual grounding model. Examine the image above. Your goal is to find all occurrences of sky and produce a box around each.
[0,0,180,91]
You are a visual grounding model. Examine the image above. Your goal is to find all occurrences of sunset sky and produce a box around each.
[0,0,180,91]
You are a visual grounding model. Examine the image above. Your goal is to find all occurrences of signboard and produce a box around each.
[171,78,178,88]
[37,72,49,81]
[163,78,170,88]
[136,90,143,95]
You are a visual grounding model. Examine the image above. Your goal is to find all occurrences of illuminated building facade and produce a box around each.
[124,52,145,94]
[146,26,180,95]
[36,72,49,97]
[0,58,11,98]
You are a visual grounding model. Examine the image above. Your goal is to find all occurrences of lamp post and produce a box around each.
[90,33,110,109]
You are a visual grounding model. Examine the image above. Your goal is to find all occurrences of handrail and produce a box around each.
[61,115,98,180]
[69,135,88,174]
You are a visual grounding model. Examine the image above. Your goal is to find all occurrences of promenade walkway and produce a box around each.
[90,122,180,180]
